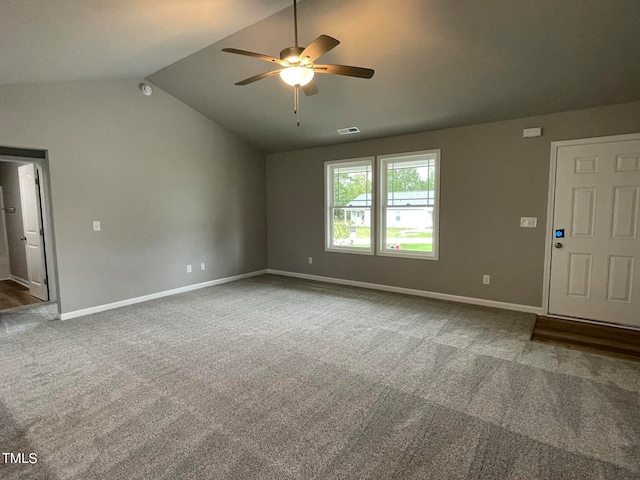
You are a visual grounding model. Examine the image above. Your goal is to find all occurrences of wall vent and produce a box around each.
[337,127,360,135]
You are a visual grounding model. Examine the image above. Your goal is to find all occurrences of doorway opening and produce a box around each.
[0,146,59,321]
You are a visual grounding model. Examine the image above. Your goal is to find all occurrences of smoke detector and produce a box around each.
[139,83,153,96]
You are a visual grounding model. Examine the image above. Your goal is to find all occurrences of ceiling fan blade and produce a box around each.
[313,64,375,79]
[235,70,282,86]
[299,35,340,63]
[222,48,288,66]
[302,80,319,96]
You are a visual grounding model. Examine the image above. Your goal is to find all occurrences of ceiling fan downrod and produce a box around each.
[293,0,299,48]
[292,0,301,126]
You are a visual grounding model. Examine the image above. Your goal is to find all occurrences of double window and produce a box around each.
[325,150,440,260]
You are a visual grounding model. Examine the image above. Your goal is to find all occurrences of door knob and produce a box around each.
[20,236,27,241]
[555,242,563,249]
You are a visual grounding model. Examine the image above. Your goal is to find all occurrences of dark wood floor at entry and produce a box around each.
[532,316,640,362]
[0,280,42,310]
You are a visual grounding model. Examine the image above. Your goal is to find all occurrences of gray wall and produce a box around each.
[0,162,28,280]
[0,80,267,313]
[266,101,640,308]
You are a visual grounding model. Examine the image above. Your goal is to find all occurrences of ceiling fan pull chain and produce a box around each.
[294,85,300,126]
[297,88,300,127]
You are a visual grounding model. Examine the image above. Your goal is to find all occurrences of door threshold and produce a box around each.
[532,316,640,362]
[544,313,640,332]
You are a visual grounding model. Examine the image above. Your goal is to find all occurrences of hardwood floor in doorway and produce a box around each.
[0,280,42,310]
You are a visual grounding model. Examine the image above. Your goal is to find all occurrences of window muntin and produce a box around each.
[325,158,374,254]
[378,151,440,259]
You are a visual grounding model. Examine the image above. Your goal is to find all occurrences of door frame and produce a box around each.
[0,151,60,313]
[542,132,640,329]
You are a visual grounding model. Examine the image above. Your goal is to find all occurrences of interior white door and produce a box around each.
[549,139,640,327]
[18,163,48,301]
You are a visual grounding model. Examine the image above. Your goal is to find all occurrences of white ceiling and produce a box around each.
[0,0,291,85]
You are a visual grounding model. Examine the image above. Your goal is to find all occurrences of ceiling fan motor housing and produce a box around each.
[280,46,305,63]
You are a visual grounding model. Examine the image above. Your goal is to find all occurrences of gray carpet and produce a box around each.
[0,274,639,479]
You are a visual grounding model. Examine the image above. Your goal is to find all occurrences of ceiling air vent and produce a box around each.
[337,127,360,135]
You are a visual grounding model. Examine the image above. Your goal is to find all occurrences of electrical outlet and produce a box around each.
[186,264,192,273]
[308,257,313,264]
[93,221,101,231]
[483,275,491,285]
[201,263,205,271]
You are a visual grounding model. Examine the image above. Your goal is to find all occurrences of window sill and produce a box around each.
[325,247,374,256]
[377,250,439,261]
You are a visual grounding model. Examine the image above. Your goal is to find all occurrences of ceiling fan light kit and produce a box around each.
[280,66,314,87]
[222,0,374,126]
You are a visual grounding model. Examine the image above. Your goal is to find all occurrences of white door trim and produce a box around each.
[542,132,640,318]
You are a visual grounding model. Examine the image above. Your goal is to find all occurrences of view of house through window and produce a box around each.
[326,158,374,253]
[379,151,439,258]
[325,150,439,258]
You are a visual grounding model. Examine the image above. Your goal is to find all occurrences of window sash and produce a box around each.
[329,160,372,208]
[378,151,440,260]
[325,158,374,254]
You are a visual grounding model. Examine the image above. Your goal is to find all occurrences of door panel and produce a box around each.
[611,186,638,239]
[567,253,592,298]
[549,139,640,326]
[606,256,633,302]
[570,187,596,237]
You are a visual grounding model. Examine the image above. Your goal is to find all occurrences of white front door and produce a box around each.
[548,138,640,327]
[18,163,48,301]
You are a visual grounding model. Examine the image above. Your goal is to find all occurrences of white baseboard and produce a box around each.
[60,269,268,321]
[10,276,29,288]
[267,269,543,315]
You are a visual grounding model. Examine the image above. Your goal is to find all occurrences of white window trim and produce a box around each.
[377,149,441,261]
[325,157,375,255]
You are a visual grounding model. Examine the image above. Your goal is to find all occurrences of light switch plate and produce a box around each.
[93,221,101,231]
[520,217,537,228]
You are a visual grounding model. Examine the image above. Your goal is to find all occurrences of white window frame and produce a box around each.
[325,157,375,255]
[377,149,440,260]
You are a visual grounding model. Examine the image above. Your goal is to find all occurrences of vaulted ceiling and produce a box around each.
[3,0,640,154]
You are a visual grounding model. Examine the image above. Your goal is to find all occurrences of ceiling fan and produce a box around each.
[222,0,375,126]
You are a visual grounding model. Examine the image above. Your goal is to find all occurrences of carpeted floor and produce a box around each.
[0,274,639,479]
[0,302,59,339]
